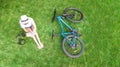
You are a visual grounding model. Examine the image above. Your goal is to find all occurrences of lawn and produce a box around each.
[0,0,120,67]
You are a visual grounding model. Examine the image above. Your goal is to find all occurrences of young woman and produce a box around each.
[19,15,44,49]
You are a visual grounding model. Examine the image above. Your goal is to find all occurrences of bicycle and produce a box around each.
[52,8,84,58]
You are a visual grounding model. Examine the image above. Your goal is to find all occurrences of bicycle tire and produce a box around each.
[63,8,84,23]
[62,35,84,58]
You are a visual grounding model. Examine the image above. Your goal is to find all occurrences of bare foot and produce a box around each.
[38,44,44,49]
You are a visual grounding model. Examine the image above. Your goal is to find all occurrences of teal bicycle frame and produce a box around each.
[57,16,77,46]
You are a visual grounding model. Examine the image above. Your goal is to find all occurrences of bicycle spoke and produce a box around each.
[64,37,82,55]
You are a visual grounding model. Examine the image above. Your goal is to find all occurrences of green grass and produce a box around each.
[0,0,120,67]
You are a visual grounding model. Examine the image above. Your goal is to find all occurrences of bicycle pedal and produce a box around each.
[52,30,61,39]
[74,50,78,52]
[52,30,55,39]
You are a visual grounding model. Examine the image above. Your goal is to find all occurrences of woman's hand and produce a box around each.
[24,25,35,33]
[24,28,33,32]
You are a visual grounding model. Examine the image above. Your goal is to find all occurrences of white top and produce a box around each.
[19,17,36,30]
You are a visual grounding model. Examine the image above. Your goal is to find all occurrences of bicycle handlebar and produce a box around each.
[52,8,56,22]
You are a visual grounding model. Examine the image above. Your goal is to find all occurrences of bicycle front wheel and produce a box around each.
[62,35,84,58]
[63,8,84,23]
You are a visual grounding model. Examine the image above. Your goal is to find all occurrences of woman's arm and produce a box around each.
[31,18,36,31]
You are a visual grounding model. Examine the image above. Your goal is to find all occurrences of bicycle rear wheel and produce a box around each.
[62,35,84,58]
[63,8,84,23]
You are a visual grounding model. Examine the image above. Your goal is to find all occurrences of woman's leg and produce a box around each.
[26,32,42,49]
[34,32,44,48]
[32,35,43,49]
[25,26,43,49]
[31,25,44,48]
